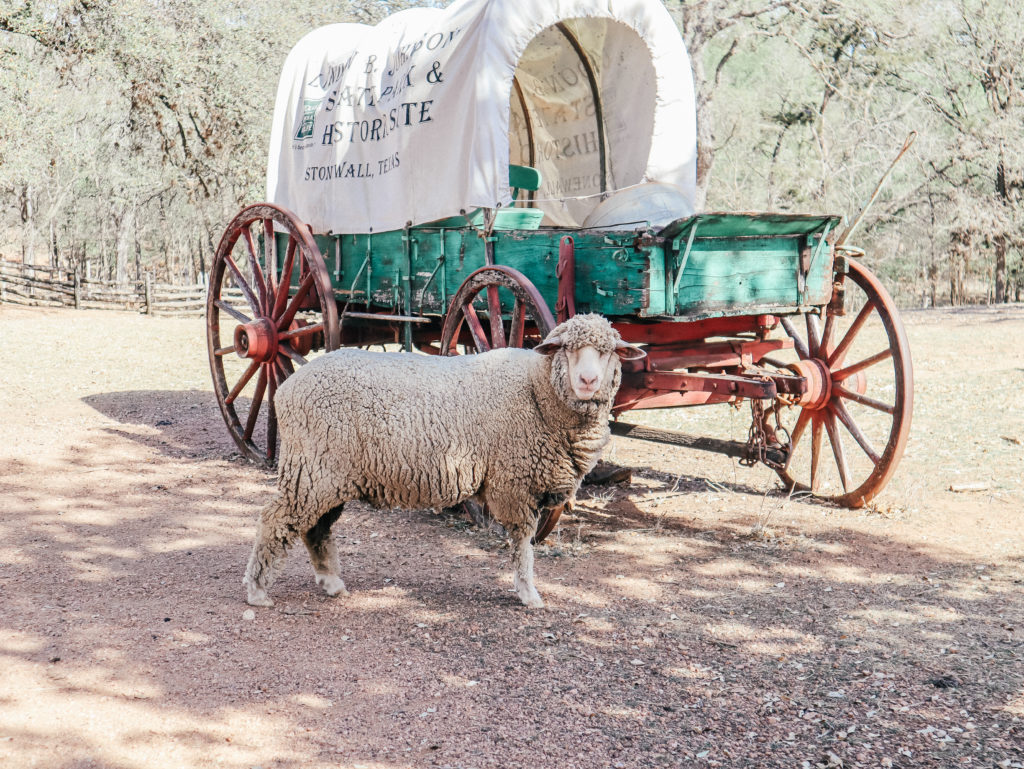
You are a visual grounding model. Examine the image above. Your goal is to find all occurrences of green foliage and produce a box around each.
[0,0,1020,305]
[0,0,396,280]
[674,0,1022,305]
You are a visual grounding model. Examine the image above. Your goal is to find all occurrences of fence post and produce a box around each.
[74,270,81,310]
[145,272,152,315]
[0,257,5,304]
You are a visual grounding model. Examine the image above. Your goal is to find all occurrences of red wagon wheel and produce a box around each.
[440,265,556,354]
[440,266,563,543]
[207,203,339,466]
[769,258,913,507]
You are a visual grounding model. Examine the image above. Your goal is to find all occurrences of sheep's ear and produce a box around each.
[614,340,646,360]
[534,335,563,356]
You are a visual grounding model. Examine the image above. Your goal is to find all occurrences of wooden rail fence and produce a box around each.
[0,259,217,317]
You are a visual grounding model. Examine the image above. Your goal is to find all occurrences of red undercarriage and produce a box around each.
[611,315,807,414]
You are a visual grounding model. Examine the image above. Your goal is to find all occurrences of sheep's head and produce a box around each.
[535,314,645,413]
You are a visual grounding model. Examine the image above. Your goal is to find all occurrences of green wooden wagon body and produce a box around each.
[290,212,839,326]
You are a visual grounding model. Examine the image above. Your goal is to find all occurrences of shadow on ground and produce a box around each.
[83,389,252,462]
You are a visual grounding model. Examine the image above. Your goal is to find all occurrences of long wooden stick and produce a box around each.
[836,131,917,247]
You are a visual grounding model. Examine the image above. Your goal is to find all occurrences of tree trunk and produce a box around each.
[114,205,135,285]
[101,216,110,281]
[950,230,969,306]
[993,234,1007,303]
[199,232,208,285]
[21,184,36,266]
[927,196,938,307]
[50,219,58,269]
[134,213,143,285]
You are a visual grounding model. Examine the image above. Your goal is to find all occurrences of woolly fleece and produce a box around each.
[243,314,632,608]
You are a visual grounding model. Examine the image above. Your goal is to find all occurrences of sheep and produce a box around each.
[243,313,645,609]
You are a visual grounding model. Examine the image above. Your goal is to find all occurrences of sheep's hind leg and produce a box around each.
[508,522,544,609]
[243,497,298,607]
[303,504,348,597]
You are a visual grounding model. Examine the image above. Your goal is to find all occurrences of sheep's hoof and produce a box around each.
[316,574,349,597]
[246,589,274,608]
[517,588,545,609]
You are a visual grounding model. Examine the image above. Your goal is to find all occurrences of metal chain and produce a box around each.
[742,398,793,471]
[740,398,767,467]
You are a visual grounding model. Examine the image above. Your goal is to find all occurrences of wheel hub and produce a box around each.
[234,318,278,362]
[789,358,832,410]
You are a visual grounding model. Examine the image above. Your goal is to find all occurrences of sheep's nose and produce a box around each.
[580,373,598,388]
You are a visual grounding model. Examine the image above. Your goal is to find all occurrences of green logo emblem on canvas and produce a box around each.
[295,98,321,140]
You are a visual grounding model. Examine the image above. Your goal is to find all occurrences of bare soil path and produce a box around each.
[0,303,1021,769]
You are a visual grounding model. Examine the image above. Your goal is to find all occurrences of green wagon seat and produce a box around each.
[418,165,544,230]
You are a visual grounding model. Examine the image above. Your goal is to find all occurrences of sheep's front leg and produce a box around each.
[507,522,544,609]
[302,504,348,597]
[243,496,298,607]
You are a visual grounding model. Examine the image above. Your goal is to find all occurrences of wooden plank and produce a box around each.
[150,285,207,296]
[672,236,832,317]
[660,212,842,240]
[0,274,77,296]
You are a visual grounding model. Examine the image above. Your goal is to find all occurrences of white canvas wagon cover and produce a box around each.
[267,0,697,234]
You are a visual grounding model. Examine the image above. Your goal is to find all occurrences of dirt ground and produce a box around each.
[0,302,1021,769]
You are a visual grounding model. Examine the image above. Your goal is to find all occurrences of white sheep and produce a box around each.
[243,313,645,608]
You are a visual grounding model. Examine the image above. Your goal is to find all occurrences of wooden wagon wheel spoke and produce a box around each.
[278,342,308,367]
[273,356,293,385]
[832,348,893,382]
[223,251,261,314]
[243,367,269,442]
[214,298,251,325]
[827,299,874,367]
[823,412,850,493]
[772,259,913,507]
[809,416,824,493]
[486,284,506,348]
[780,317,809,359]
[241,228,269,314]
[819,311,837,358]
[788,407,812,448]
[266,369,279,462]
[264,219,277,283]
[831,398,881,464]
[272,237,298,320]
[278,322,324,343]
[509,299,526,347]
[276,272,316,331]
[207,203,339,467]
[461,302,491,352]
[225,359,260,405]
[806,313,822,358]
[832,384,894,414]
[267,358,293,462]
